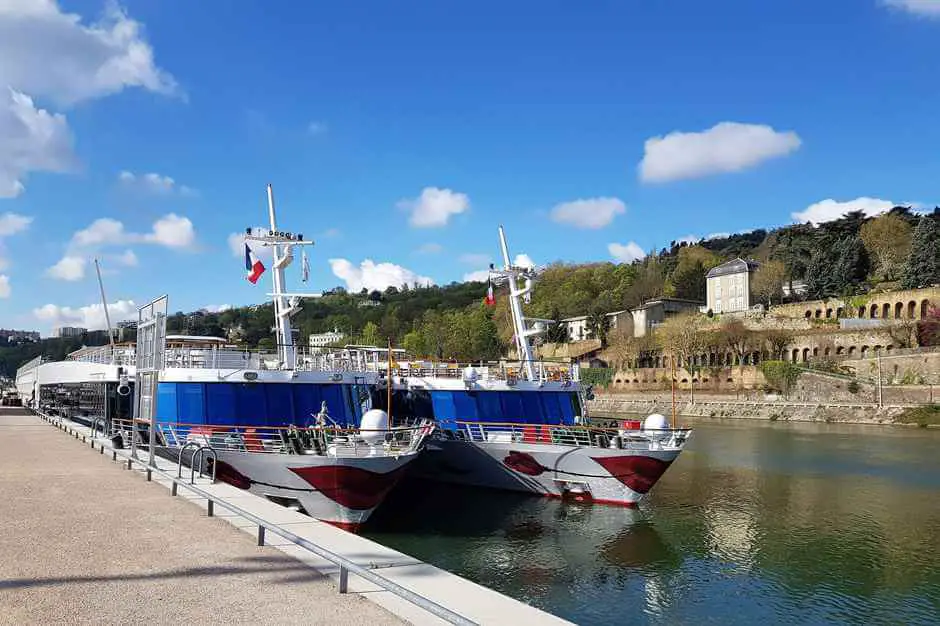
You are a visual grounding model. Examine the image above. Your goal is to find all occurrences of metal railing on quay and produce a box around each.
[33,409,476,626]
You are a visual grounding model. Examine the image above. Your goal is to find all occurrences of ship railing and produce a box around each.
[145,420,434,458]
[447,420,691,451]
[67,345,136,366]
[374,359,579,384]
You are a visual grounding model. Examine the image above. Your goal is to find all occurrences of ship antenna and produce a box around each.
[94,258,116,354]
[496,226,536,381]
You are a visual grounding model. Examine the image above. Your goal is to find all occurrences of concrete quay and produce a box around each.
[0,408,402,625]
[0,408,571,625]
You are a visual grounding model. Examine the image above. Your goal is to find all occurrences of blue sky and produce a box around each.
[1,0,938,333]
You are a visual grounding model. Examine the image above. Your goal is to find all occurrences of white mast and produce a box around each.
[245,184,316,369]
[94,258,116,352]
[496,226,537,381]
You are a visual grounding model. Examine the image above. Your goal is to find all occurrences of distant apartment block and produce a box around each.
[562,310,631,342]
[0,329,40,344]
[52,326,87,338]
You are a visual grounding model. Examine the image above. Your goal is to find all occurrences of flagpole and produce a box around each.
[386,338,393,425]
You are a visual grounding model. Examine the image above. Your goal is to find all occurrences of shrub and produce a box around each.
[759,360,801,396]
[581,367,613,389]
[847,381,860,394]
[896,405,940,427]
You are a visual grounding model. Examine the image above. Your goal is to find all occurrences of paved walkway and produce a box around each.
[0,409,403,626]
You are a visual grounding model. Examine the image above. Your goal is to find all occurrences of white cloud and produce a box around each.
[398,187,470,228]
[33,299,137,331]
[882,0,940,17]
[46,255,86,281]
[676,234,701,245]
[329,258,434,292]
[639,122,801,183]
[117,170,191,195]
[550,197,626,229]
[462,269,491,283]
[202,304,232,313]
[608,242,647,263]
[72,218,126,247]
[416,242,443,255]
[0,2,177,195]
[0,211,32,236]
[307,121,327,135]
[144,213,195,248]
[0,1,178,106]
[114,249,137,267]
[48,214,197,280]
[706,232,731,240]
[0,89,75,197]
[792,197,896,225]
[0,274,9,298]
[459,252,491,265]
[514,253,535,269]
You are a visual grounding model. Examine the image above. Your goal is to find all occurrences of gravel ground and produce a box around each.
[0,409,405,626]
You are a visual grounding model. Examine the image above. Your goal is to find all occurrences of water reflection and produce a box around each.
[365,419,940,625]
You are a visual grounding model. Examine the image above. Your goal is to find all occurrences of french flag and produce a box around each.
[245,243,266,284]
[483,278,495,306]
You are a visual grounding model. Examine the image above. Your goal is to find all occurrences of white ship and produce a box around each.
[381,227,691,507]
[16,185,431,531]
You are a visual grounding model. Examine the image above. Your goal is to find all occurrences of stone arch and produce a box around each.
[870,304,879,318]
[895,302,903,319]
[848,346,856,355]
[815,309,822,319]
[836,306,844,318]
[680,378,688,384]
[861,345,869,356]
[826,308,833,319]
[908,301,917,318]
[836,346,844,355]
[874,344,883,353]
[812,347,819,357]
[802,348,810,362]
[615,378,623,384]
[824,347,831,357]
[885,345,893,352]
[922,299,930,320]
[805,310,812,319]
[633,379,639,383]
[882,303,891,319]
[791,348,799,362]
[859,305,867,318]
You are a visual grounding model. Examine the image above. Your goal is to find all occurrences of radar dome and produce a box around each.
[643,413,669,431]
[359,409,390,445]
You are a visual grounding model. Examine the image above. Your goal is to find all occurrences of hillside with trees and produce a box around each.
[2,207,937,375]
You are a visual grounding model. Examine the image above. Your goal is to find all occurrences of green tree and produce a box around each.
[832,235,870,294]
[585,308,612,347]
[900,214,940,289]
[360,321,381,346]
[543,308,569,344]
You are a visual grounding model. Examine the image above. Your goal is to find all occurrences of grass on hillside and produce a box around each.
[896,405,940,427]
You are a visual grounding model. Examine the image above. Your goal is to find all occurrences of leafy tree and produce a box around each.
[900,215,940,289]
[360,321,381,346]
[805,246,840,299]
[860,212,913,280]
[832,235,870,294]
[585,308,612,347]
[752,259,787,305]
[717,319,755,388]
[543,308,569,344]
[916,306,940,347]
[669,245,721,301]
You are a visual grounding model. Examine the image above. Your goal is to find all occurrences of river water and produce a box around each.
[364,419,940,625]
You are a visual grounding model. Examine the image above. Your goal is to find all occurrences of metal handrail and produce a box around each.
[177,441,202,479]
[37,410,476,626]
[191,445,217,484]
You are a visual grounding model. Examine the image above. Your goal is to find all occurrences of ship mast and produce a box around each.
[245,184,318,369]
[493,226,539,381]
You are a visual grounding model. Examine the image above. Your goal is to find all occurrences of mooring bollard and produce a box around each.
[171,481,178,497]
[339,566,349,593]
[257,526,266,546]
[112,451,117,461]
[207,500,214,517]
[146,468,152,482]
